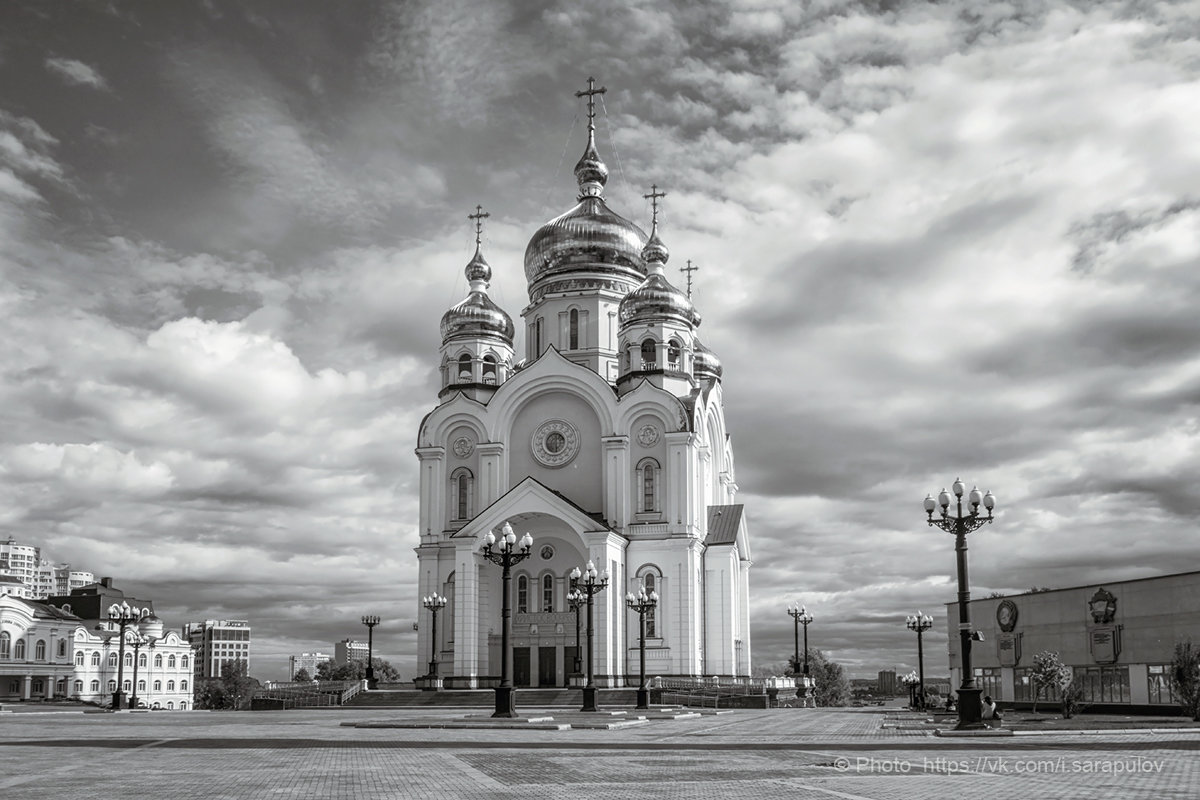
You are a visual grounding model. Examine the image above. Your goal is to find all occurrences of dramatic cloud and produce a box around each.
[2,0,1199,681]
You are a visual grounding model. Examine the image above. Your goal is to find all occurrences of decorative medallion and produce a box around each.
[531,419,580,467]
[996,599,1018,632]
[540,545,555,561]
[452,436,474,458]
[636,424,660,447]
[1088,588,1117,624]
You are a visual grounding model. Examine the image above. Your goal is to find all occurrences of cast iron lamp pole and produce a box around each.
[422,594,447,680]
[625,586,658,710]
[906,611,933,710]
[361,615,380,689]
[570,560,609,712]
[567,586,585,686]
[482,522,533,718]
[129,634,146,710]
[107,602,140,710]
[925,478,996,730]
[787,604,814,704]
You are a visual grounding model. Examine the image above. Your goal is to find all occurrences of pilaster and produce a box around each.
[452,539,481,686]
[476,442,505,508]
[416,446,446,542]
[601,435,630,527]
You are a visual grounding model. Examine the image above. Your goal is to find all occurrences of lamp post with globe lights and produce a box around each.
[422,594,447,686]
[787,604,814,706]
[361,615,380,689]
[481,522,533,718]
[925,478,995,730]
[107,602,142,710]
[567,586,585,687]
[570,560,609,712]
[625,586,658,709]
[906,611,933,710]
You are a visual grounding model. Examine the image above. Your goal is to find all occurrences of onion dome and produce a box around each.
[524,128,646,298]
[440,246,515,344]
[693,337,723,381]
[618,222,699,328]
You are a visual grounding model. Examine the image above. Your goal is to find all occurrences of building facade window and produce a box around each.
[155,654,163,668]
[90,680,99,692]
[168,654,177,669]
[124,652,133,667]
[482,355,497,384]
[640,338,656,369]
[0,632,9,659]
[138,680,146,692]
[643,572,658,638]
[569,309,579,349]
[57,639,66,658]
[35,640,46,660]
[973,667,1001,699]
[74,680,83,694]
[75,651,85,666]
[154,680,162,692]
[181,680,188,691]
[108,680,116,692]
[517,575,528,613]
[14,639,25,660]
[181,655,189,669]
[1148,665,1175,704]
[167,680,175,691]
[139,653,147,668]
[91,651,100,666]
[667,339,681,369]
[636,458,660,513]
[542,574,554,612]
[1072,666,1130,704]
[451,468,474,521]
[108,652,117,667]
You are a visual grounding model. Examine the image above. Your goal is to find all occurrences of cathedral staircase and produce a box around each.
[346,687,639,709]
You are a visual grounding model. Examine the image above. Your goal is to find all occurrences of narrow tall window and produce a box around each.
[75,651,85,666]
[482,355,497,384]
[91,651,100,666]
[168,654,177,669]
[641,338,656,369]
[181,655,189,669]
[139,653,147,668]
[535,317,544,355]
[451,468,474,521]
[637,458,659,513]
[457,354,472,381]
[35,640,46,660]
[14,639,25,659]
[155,654,163,668]
[517,575,528,613]
[542,574,554,612]
[0,632,9,659]
[644,573,657,637]
[57,639,67,658]
[124,652,133,667]
[667,339,681,369]
[569,309,579,349]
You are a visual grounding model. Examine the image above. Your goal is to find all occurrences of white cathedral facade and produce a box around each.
[414,87,752,688]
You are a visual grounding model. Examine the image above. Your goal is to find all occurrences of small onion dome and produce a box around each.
[573,129,609,198]
[440,247,514,344]
[618,267,699,328]
[693,338,723,381]
[641,227,669,266]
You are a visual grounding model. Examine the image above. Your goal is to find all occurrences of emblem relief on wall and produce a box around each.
[636,424,659,447]
[531,419,580,467]
[452,436,474,458]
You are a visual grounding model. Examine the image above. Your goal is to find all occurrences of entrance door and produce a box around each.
[538,647,557,688]
[563,646,579,686]
[513,648,531,687]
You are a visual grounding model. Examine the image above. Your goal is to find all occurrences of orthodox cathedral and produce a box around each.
[414,82,751,688]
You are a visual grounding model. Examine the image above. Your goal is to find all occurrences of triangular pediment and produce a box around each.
[451,476,615,541]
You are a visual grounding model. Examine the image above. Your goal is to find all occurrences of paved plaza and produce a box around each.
[1,706,1197,799]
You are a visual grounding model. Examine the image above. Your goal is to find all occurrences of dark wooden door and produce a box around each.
[513,647,531,687]
[538,647,557,687]
[563,646,579,686]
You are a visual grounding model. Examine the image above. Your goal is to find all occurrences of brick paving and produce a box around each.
[0,707,1196,798]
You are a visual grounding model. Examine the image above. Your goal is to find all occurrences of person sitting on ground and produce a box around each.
[981,695,1002,726]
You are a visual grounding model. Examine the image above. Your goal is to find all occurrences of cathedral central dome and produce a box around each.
[523,196,647,292]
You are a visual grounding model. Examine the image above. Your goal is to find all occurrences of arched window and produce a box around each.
[108,652,117,667]
[35,640,46,660]
[457,353,472,381]
[57,639,67,658]
[56,678,67,694]
[535,317,544,355]
[517,575,528,613]
[123,680,131,691]
[181,679,189,691]
[107,680,116,692]
[168,654,177,669]
[542,574,554,612]
[451,468,474,521]
[0,632,9,659]
[75,651,85,666]
[154,680,162,692]
[643,572,658,638]
[637,458,660,513]
[640,338,656,369]
[569,308,579,349]
[180,701,188,710]
[138,680,146,692]
[90,680,99,693]
[124,652,133,667]
[91,651,100,666]
[167,701,175,710]
[139,653,147,668]
[167,680,176,691]
[482,354,497,384]
[75,680,83,694]
[667,339,681,369]
[154,654,163,668]
[181,655,189,669]
[14,639,25,660]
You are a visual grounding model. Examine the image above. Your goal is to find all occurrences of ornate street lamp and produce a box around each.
[422,594,447,684]
[925,477,996,730]
[570,560,609,712]
[567,586,585,686]
[129,633,146,710]
[625,586,658,710]
[481,521,533,718]
[107,602,142,710]
[787,603,814,705]
[905,611,933,710]
[361,615,380,689]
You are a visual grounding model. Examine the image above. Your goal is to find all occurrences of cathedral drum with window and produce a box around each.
[414,83,751,689]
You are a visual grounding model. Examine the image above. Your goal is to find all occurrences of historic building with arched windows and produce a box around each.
[414,84,752,689]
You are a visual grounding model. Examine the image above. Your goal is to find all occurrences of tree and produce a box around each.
[1168,640,1200,721]
[784,649,849,707]
[1029,650,1075,717]
[221,659,259,710]
[315,658,400,683]
[193,678,230,710]
[292,667,312,683]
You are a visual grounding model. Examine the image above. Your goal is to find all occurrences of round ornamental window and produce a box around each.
[531,419,580,467]
[452,436,474,458]
[540,545,555,560]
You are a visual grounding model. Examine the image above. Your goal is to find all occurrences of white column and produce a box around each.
[452,540,481,687]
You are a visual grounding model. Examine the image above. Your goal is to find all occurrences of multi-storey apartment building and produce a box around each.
[289,652,331,679]
[184,619,252,679]
[334,638,368,667]
[0,538,94,600]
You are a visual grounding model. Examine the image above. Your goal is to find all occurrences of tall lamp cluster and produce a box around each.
[569,560,609,712]
[421,594,447,681]
[481,522,533,718]
[625,586,658,710]
[905,610,933,710]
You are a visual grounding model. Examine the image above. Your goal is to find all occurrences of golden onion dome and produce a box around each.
[618,244,699,329]
[693,337,723,381]
[440,247,514,344]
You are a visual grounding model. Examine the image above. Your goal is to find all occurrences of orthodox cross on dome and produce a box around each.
[468,204,490,246]
[575,77,607,131]
[643,184,667,227]
[681,259,698,299]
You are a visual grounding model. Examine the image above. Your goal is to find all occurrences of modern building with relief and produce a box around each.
[414,83,751,689]
[947,570,1200,711]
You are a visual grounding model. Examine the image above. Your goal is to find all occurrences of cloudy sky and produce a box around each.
[3,0,1199,682]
